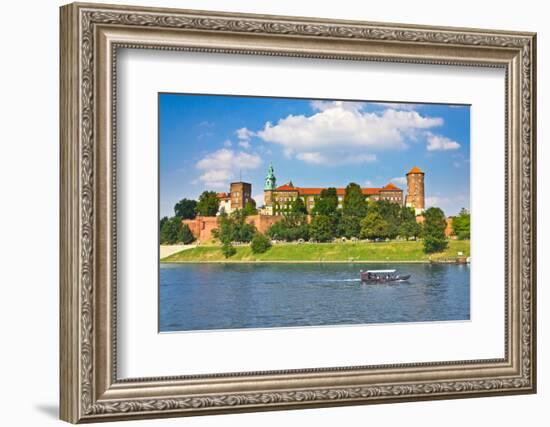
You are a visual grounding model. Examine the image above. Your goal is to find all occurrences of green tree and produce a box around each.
[174,198,197,219]
[159,216,168,231]
[250,233,272,254]
[243,200,258,216]
[196,191,220,216]
[267,214,309,242]
[338,214,361,239]
[291,197,308,215]
[452,208,470,240]
[399,206,421,240]
[360,211,390,240]
[369,200,400,239]
[213,210,257,243]
[423,207,448,253]
[221,241,236,258]
[313,187,338,216]
[160,216,180,244]
[160,216,187,244]
[177,223,195,244]
[342,183,367,217]
[309,215,334,242]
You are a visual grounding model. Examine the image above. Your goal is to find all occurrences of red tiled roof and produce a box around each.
[274,186,388,196]
[275,184,297,191]
[360,188,382,196]
[217,192,229,199]
[381,182,401,191]
[407,166,424,174]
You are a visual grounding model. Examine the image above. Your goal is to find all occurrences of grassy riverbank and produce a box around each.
[161,240,470,263]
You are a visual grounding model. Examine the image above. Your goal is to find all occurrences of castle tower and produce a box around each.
[263,162,277,215]
[405,166,425,215]
[230,181,252,210]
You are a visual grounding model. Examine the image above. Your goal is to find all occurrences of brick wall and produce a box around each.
[183,214,285,243]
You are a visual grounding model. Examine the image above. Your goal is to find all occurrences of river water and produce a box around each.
[159,263,470,332]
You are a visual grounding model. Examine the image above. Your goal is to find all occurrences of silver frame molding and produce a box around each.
[60,2,537,423]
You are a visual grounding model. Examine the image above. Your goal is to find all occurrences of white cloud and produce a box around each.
[426,133,461,151]
[295,152,325,164]
[296,152,376,165]
[236,127,255,141]
[256,101,443,165]
[223,139,232,147]
[372,102,418,111]
[310,100,366,112]
[196,149,262,188]
[391,176,407,185]
[238,140,251,149]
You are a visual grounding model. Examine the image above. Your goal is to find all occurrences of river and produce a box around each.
[159,263,470,332]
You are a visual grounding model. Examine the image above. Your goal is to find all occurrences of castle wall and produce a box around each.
[182,216,220,242]
[183,214,285,243]
[185,214,455,242]
[245,214,285,234]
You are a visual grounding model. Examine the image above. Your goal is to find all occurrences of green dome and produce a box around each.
[264,162,276,190]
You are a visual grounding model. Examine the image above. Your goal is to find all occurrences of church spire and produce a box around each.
[264,162,276,190]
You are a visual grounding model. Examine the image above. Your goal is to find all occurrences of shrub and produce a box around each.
[250,233,272,254]
[221,242,236,258]
[452,208,471,240]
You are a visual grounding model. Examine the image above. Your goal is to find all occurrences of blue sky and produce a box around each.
[159,94,470,217]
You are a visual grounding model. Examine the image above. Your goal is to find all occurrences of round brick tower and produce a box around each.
[405,166,425,215]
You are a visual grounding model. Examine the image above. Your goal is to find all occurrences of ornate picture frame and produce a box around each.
[60,2,536,423]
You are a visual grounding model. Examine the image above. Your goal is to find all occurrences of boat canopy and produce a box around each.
[366,269,396,274]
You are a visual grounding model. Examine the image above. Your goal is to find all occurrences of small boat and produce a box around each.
[360,269,411,283]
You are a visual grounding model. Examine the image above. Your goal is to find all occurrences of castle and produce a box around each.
[185,164,426,242]
[260,163,425,216]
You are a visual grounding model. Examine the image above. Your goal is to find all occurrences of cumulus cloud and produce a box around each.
[256,101,443,165]
[223,139,232,147]
[238,140,251,149]
[310,100,366,112]
[236,127,255,141]
[372,102,418,111]
[391,176,408,185]
[196,148,262,188]
[426,133,461,151]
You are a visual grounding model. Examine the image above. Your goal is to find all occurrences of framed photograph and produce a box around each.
[60,2,537,423]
